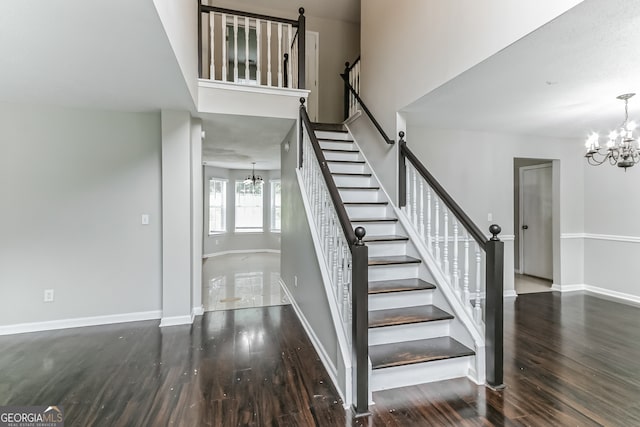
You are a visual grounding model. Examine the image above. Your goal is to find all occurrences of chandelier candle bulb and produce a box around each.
[584,93,640,170]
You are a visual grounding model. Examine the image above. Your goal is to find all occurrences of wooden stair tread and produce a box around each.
[368,255,421,266]
[362,235,408,243]
[312,122,347,132]
[350,217,398,223]
[344,201,388,206]
[369,305,453,328]
[337,186,380,190]
[322,148,359,153]
[326,159,365,164]
[369,278,436,294]
[369,337,474,370]
[332,172,372,177]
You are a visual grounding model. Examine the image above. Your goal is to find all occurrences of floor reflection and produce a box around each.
[202,252,289,311]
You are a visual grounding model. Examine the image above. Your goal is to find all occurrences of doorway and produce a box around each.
[305,31,319,121]
[514,159,554,294]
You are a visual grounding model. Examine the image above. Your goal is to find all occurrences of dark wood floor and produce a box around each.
[1,292,640,426]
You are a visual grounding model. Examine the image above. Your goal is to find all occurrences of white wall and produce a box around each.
[153,0,199,106]
[583,163,640,298]
[405,125,586,292]
[361,0,583,134]
[203,165,281,255]
[0,104,162,327]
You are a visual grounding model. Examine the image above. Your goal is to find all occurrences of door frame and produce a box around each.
[305,30,320,122]
[518,163,553,278]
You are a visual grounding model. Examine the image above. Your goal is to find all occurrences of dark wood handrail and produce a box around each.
[400,139,486,249]
[346,56,360,72]
[300,103,358,247]
[340,72,394,145]
[200,5,299,26]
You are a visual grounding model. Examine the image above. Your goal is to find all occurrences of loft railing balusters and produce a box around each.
[221,13,227,81]
[256,19,261,84]
[244,17,250,81]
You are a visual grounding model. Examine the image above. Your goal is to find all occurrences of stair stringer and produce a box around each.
[344,130,486,385]
[393,206,486,384]
[293,168,353,407]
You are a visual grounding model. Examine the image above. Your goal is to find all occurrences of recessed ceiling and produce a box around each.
[404,0,640,140]
[0,0,194,112]
[200,113,295,170]
[205,0,361,24]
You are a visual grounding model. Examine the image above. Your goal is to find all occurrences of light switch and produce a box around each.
[141,214,150,225]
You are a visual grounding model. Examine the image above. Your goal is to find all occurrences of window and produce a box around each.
[235,181,263,232]
[271,180,281,232]
[209,179,227,234]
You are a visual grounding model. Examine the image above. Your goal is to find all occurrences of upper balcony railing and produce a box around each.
[198,4,306,89]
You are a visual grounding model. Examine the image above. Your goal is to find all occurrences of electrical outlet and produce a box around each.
[44,289,54,302]
[215,239,219,245]
[141,214,150,225]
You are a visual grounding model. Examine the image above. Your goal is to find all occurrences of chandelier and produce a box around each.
[244,162,263,186]
[585,93,640,170]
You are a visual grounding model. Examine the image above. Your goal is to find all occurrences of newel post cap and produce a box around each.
[354,226,366,245]
[489,224,502,241]
[299,7,305,15]
[299,97,306,106]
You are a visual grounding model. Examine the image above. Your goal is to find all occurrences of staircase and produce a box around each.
[312,123,477,392]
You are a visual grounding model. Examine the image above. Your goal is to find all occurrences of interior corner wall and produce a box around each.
[360,0,584,135]
[583,163,640,298]
[191,119,203,313]
[405,125,586,291]
[152,0,198,105]
[203,166,281,255]
[0,104,162,327]
[161,110,193,322]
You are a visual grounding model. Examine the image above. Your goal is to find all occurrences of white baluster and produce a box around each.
[337,239,344,306]
[221,13,227,81]
[244,17,250,81]
[266,22,272,86]
[419,180,425,239]
[406,164,410,217]
[209,12,215,80]
[233,16,238,82]
[256,19,261,84]
[463,233,471,305]
[412,168,418,227]
[474,244,483,323]
[426,187,432,251]
[435,198,441,266]
[287,24,293,87]
[277,23,283,87]
[453,220,460,297]
[443,207,450,279]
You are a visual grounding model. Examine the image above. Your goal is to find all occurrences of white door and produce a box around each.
[305,31,319,122]
[520,164,553,280]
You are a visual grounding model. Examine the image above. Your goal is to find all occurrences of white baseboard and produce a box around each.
[160,314,193,327]
[192,305,204,316]
[203,249,280,259]
[280,279,345,405]
[551,283,640,307]
[0,310,162,336]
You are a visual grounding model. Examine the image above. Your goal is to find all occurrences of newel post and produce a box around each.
[297,7,306,89]
[343,62,350,120]
[398,131,407,208]
[351,226,370,417]
[485,224,505,389]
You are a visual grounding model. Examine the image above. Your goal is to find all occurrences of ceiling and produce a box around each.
[200,114,295,170]
[205,0,361,24]
[404,0,640,140]
[0,0,194,112]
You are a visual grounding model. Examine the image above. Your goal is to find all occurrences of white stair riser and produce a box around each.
[332,175,373,187]
[351,222,397,235]
[366,241,407,257]
[368,289,433,310]
[370,356,474,392]
[319,141,356,151]
[327,163,366,174]
[345,204,390,218]
[322,151,362,161]
[339,190,381,202]
[368,264,420,281]
[315,130,352,140]
[368,320,451,346]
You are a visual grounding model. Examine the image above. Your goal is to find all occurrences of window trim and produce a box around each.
[270,179,281,232]
[208,178,228,235]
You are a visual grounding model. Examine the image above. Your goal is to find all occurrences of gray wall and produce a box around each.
[203,165,281,255]
[0,103,162,326]
[280,125,341,382]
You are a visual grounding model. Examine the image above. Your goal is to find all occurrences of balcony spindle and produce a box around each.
[256,19,261,84]
[287,24,293,87]
[221,13,227,81]
[267,22,272,86]
[244,17,250,81]
[277,23,283,87]
[209,13,215,80]
[233,16,239,82]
